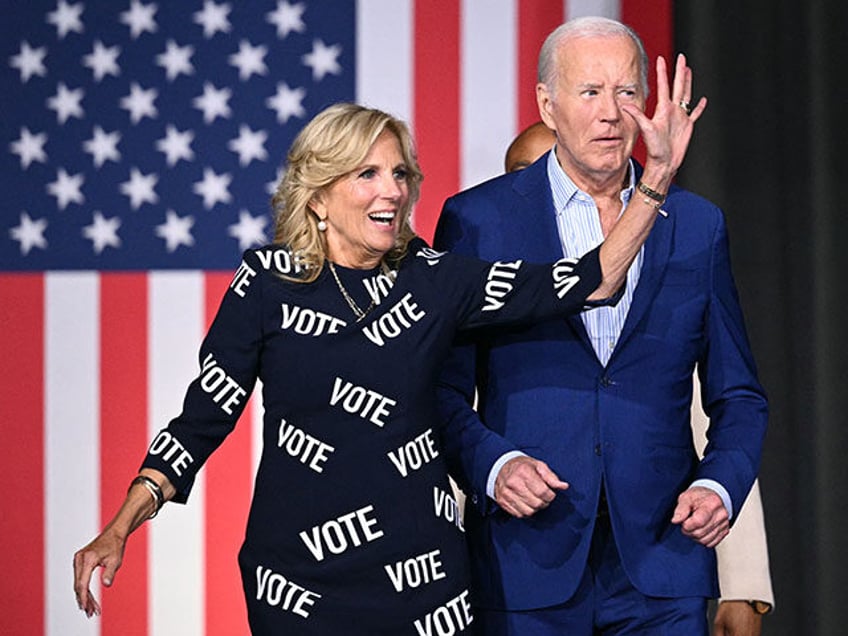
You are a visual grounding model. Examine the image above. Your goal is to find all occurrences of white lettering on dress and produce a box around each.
[482,260,523,312]
[280,303,347,336]
[254,565,321,618]
[277,419,335,473]
[256,248,303,274]
[148,430,194,476]
[230,260,256,298]
[199,353,247,415]
[363,270,396,306]
[362,292,426,346]
[387,428,439,477]
[433,486,464,532]
[329,377,397,427]
[299,504,385,562]
[413,589,474,635]
[552,258,580,299]
[384,549,446,593]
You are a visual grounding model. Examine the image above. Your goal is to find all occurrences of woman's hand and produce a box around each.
[73,526,128,618]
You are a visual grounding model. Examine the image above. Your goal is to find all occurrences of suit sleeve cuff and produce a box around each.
[486,450,528,500]
[691,478,733,519]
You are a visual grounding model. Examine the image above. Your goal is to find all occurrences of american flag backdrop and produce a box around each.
[0,1,671,634]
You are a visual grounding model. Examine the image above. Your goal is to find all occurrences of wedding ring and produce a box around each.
[679,99,691,114]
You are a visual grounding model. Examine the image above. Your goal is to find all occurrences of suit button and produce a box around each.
[600,375,613,387]
[594,444,601,456]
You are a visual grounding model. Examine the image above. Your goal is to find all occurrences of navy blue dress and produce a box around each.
[141,237,602,634]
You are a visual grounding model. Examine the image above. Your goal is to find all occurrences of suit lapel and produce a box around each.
[511,155,562,262]
[612,205,675,359]
[513,155,596,357]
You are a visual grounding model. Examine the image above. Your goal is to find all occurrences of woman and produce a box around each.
[74,61,702,633]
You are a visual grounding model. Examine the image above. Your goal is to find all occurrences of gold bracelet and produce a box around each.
[636,180,666,205]
[639,197,669,218]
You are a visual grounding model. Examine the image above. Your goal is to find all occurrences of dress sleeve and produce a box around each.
[140,249,264,502]
[433,244,604,332]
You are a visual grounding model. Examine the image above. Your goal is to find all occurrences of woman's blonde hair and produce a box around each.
[271,103,422,282]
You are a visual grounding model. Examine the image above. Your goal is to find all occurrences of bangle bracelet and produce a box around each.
[641,197,669,217]
[129,475,164,519]
[636,180,667,205]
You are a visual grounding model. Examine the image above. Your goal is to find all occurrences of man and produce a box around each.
[434,16,768,635]
[499,121,775,634]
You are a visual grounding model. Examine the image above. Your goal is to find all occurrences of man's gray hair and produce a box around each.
[538,16,649,97]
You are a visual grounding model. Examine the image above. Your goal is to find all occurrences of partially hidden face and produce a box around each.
[310,130,410,269]
[538,33,645,188]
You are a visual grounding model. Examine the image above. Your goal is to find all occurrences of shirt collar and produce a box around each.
[547,147,636,214]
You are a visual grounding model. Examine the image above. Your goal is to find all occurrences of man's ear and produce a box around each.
[536,83,556,129]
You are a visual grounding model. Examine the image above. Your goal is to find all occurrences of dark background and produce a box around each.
[675,2,848,633]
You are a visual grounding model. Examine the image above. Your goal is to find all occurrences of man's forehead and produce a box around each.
[556,37,640,82]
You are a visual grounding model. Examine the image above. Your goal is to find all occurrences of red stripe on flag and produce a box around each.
[517,1,563,131]
[203,273,252,635]
[0,275,45,634]
[413,0,461,244]
[99,274,149,635]
[622,0,673,164]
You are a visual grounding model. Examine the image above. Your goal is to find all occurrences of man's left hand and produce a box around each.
[671,485,730,547]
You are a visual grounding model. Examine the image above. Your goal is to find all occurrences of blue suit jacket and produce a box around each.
[433,154,768,610]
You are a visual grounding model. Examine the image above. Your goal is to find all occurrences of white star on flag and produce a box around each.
[120,168,159,209]
[156,209,196,252]
[82,211,122,254]
[266,82,306,124]
[266,1,306,39]
[193,82,232,123]
[228,40,268,81]
[120,82,159,124]
[84,126,122,168]
[9,211,48,255]
[47,168,85,210]
[194,167,232,209]
[156,125,195,166]
[120,0,159,39]
[47,0,85,39]
[302,39,342,81]
[83,40,122,82]
[229,209,269,250]
[10,41,48,82]
[10,127,48,169]
[47,83,85,125]
[267,165,286,196]
[194,0,232,39]
[156,40,195,81]
[229,125,268,167]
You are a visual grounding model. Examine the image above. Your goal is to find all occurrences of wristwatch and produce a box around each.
[747,600,771,615]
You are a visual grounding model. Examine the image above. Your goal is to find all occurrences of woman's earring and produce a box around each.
[317,219,327,232]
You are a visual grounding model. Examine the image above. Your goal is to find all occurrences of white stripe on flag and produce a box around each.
[356,0,414,123]
[46,273,100,636]
[149,273,205,636]
[460,0,518,189]
[567,0,620,20]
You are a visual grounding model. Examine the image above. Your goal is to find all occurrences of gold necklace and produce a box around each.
[327,261,377,322]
